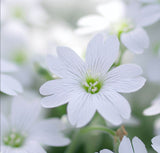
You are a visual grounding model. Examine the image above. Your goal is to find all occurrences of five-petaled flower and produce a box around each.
[40,34,146,128]
[1,96,70,153]
[76,0,160,54]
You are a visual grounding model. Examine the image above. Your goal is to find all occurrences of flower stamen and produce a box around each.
[3,131,26,148]
[82,78,102,94]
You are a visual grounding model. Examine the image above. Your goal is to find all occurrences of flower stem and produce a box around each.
[114,136,120,153]
[80,126,116,136]
[116,49,125,66]
[65,130,80,153]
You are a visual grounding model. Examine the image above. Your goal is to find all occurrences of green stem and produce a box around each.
[116,49,125,66]
[114,137,120,153]
[80,126,116,136]
[65,130,80,153]
[114,33,126,67]
[65,126,117,153]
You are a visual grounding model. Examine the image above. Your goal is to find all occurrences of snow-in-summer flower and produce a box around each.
[2,0,48,26]
[1,96,70,153]
[1,20,29,62]
[96,136,147,153]
[134,21,160,83]
[143,95,160,116]
[40,34,146,128]
[76,0,160,54]
[0,59,23,96]
[152,135,160,153]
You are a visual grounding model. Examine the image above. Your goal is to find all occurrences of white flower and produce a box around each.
[40,34,146,128]
[96,136,147,153]
[143,95,160,116]
[3,0,48,26]
[0,59,23,96]
[1,20,29,60]
[76,0,160,54]
[152,135,160,153]
[1,96,70,153]
[133,21,160,83]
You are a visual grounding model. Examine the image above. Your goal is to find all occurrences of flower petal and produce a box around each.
[121,28,149,54]
[100,149,114,153]
[67,93,96,128]
[75,27,103,35]
[143,95,160,116]
[96,94,122,125]
[137,4,160,27]
[119,136,134,153]
[86,34,119,75]
[151,135,160,153]
[1,59,18,72]
[41,94,69,108]
[76,15,108,35]
[1,114,9,138]
[30,119,70,146]
[105,64,146,93]
[132,137,147,153]
[46,55,67,78]
[103,91,131,120]
[32,134,70,147]
[24,141,46,153]
[77,15,108,27]
[11,97,41,131]
[143,103,160,116]
[97,1,125,23]
[40,79,65,96]
[40,78,80,108]
[57,46,86,79]
[1,146,28,153]
[1,74,23,96]
[107,64,143,78]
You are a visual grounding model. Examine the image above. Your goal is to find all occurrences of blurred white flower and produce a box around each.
[96,136,147,153]
[40,34,146,128]
[1,96,70,153]
[151,135,160,153]
[48,23,90,57]
[28,22,88,57]
[143,95,160,116]
[2,0,48,26]
[0,59,23,96]
[133,21,160,83]
[76,0,160,54]
[1,20,30,61]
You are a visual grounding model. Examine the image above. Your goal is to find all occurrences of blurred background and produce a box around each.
[1,0,160,152]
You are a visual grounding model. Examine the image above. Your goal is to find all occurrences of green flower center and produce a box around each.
[112,19,133,38]
[12,7,25,19]
[11,49,28,64]
[153,43,160,56]
[82,78,102,94]
[3,131,26,148]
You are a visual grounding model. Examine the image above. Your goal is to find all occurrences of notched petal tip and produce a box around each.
[40,98,53,108]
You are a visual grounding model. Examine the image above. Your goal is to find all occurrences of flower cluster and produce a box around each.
[1,0,160,153]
